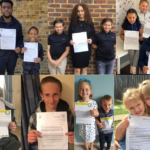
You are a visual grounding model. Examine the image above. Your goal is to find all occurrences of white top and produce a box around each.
[138,11,150,28]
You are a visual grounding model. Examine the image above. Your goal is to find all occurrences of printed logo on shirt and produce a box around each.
[146,51,150,57]
[111,37,114,39]
[62,38,65,40]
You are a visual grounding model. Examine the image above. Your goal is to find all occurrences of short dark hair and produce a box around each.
[53,19,64,27]
[28,26,39,34]
[100,18,113,31]
[101,95,113,103]
[39,76,62,93]
[0,0,13,7]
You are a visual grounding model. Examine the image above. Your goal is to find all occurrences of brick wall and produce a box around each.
[2,0,116,74]
[47,0,116,74]
[1,0,49,74]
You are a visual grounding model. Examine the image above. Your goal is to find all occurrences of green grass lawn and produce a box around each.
[114,100,129,132]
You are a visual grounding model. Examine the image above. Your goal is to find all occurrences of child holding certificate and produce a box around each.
[47,19,70,75]
[77,78,99,150]
[120,9,143,74]
[92,18,116,74]
[138,0,150,41]
[19,27,43,75]
[68,3,95,75]
[96,95,114,150]
[115,89,149,150]
[27,76,74,149]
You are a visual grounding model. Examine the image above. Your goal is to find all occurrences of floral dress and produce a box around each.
[78,99,98,143]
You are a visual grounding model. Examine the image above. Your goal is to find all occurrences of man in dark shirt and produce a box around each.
[0,0,23,75]
[47,19,70,75]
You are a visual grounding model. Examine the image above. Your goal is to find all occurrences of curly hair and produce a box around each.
[70,3,92,26]
[78,80,93,100]
[122,8,141,30]
[0,0,13,7]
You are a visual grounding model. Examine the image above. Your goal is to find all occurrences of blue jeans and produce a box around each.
[96,59,115,74]
[0,57,17,75]
[117,137,126,150]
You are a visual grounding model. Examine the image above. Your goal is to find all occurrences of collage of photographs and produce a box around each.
[0,0,150,150]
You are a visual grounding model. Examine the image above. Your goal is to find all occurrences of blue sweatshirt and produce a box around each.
[0,16,23,58]
[138,37,150,71]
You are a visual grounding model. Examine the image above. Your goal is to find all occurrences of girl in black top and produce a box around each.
[68,3,95,75]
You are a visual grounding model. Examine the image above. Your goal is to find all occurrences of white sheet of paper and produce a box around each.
[0,110,11,138]
[72,32,88,53]
[126,115,150,150]
[143,23,150,38]
[23,42,38,62]
[37,112,68,150]
[101,116,113,131]
[75,102,92,125]
[124,30,139,50]
[147,54,150,74]
[0,29,16,50]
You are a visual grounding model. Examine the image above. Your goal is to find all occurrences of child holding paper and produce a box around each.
[120,9,143,74]
[77,78,99,150]
[47,19,70,75]
[115,88,149,150]
[96,95,114,150]
[19,27,43,75]
[92,18,116,74]
[27,76,74,149]
[0,99,21,150]
[138,0,150,41]
[68,3,95,75]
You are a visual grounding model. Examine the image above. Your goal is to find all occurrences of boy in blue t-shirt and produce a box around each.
[96,95,114,150]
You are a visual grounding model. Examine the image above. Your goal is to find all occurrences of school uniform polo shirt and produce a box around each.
[94,30,116,62]
[96,108,114,134]
[123,22,141,31]
[138,11,150,28]
[48,32,70,60]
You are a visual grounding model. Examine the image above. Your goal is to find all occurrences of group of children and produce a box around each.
[114,80,150,150]
[120,0,150,74]
[0,0,116,75]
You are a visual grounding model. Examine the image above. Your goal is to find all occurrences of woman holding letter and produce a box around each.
[68,3,95,75]
[120,9,143,74]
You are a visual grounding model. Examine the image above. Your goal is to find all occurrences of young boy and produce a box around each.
[96,95,114,150]
[19,27,43,75]
[115,89,149,150]
[27,76,74,150]
[138,37,150,74]
[0,99,21,150]
[47,19,70,75]
[0,0,23,75]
